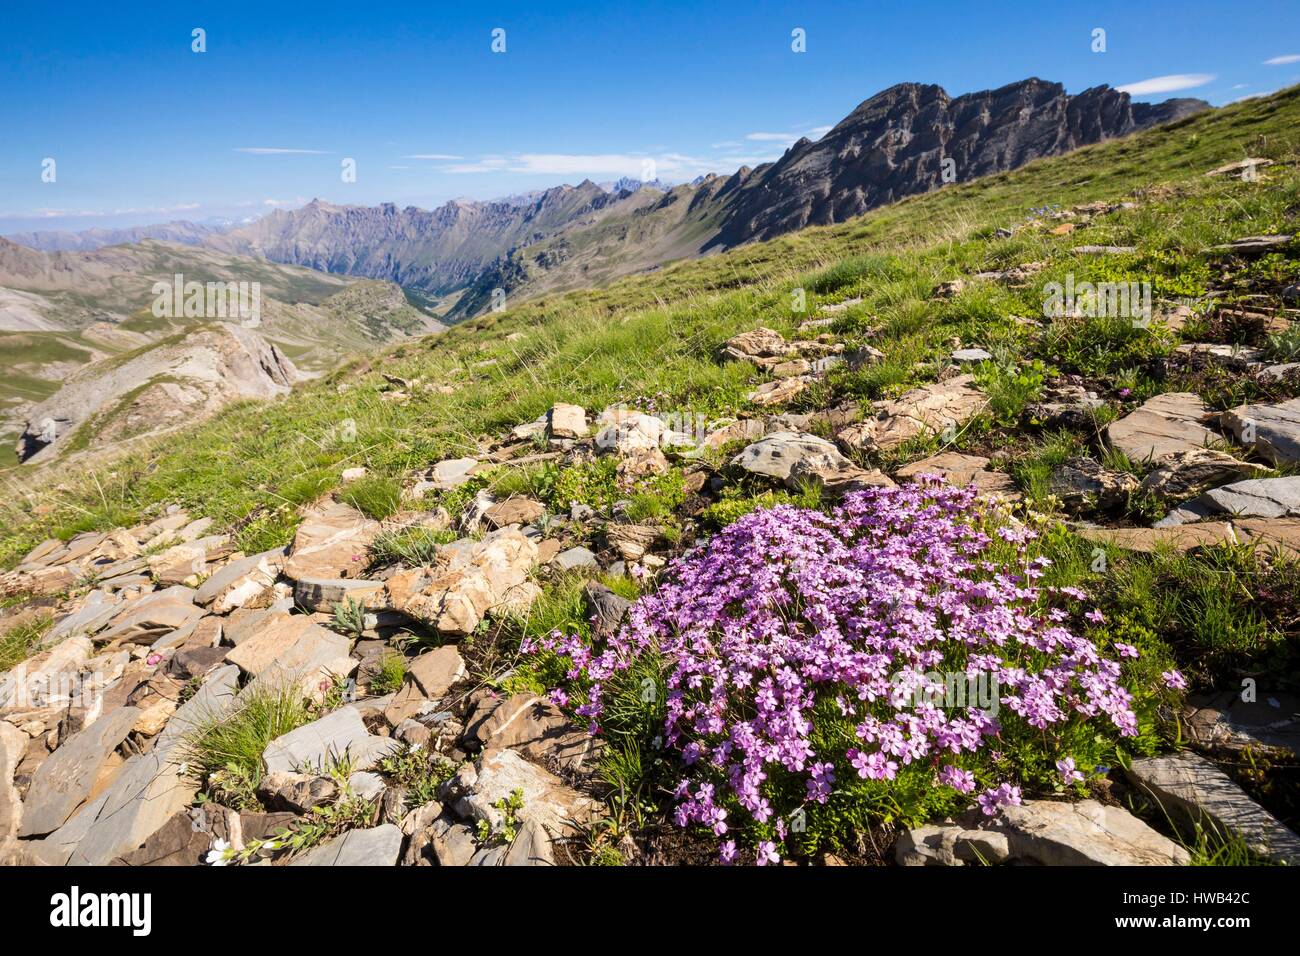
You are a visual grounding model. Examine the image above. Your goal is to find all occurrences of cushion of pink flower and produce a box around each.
[526,480,1177,865]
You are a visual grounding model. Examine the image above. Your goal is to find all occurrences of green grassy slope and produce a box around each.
[1,86,1298,567]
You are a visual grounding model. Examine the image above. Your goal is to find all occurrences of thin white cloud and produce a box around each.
[387,165,411,170]
[234,147,328,155]
[1232,83,1250,90]
[438,151,761,178]
[401,153,463,160]
[5,202,202,219]
[263,197,308,208]
[1116,73,1216,96]
[1264,54,1300,65]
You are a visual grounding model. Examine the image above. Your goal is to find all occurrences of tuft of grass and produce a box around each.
[366,650,407,695]
[0,611,53,672]
[339,475,403,520]
[368,524,456,568]
[181,681,315,793]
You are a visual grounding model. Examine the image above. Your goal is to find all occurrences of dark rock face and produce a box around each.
[710,79,1209,247]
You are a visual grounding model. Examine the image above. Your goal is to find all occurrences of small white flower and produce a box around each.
[205,839,231,866]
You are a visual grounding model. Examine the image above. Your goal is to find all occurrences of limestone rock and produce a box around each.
[1139,450,1269,505]
[1107,393,1216,464]
[1051,459,1139,512]
[289,824,402,866]
[263,707,399,775]
[547,403,588,439]
[1221,397,1300,465]
[1078,523,1237,553]
[282,500,379,582]
[842,376,987,453]
[483,497,545,530]
[195,547,286,613]
[448,748,599,839]
[896,452,1017,496]
[1127,753,1300,865]
[717,328,793,365]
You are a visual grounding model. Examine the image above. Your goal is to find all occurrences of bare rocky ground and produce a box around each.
[2,171,1300,867]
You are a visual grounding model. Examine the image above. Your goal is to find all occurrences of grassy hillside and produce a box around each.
[2,86,1296,563]
[3,85,1299,867]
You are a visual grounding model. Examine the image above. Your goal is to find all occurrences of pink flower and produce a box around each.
[1056,757,1085,785]
[1114,643,1139,659]
[756,841,780,866]
[939,765,976,793]
[1161,669,1187,691]
[1084,609,1105,624]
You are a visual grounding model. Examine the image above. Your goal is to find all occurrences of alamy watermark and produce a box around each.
[151,273,261,327]
[1042,273,1151,326]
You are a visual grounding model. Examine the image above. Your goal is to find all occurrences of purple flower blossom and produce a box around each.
[1161,669,1187,691]
[1056,757,1085,785]
[525,483,1140,858]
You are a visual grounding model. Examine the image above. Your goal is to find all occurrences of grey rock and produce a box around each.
[1222,397,1300,466]
[263,707,399,775]
[1127,753,1300,865]
[289,823,403,866]
[554,546,598,571]
[18,705,139,837]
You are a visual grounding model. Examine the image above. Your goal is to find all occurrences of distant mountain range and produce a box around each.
[194,78,1210,319]
[3,218,253,253]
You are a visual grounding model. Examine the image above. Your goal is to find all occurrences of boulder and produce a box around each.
[1,722,28,839]
[553,546,598,571]
[983,800,1189,865]
[732,432,844,483]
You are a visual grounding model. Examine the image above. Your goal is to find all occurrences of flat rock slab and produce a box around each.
[732,432,845,483]
[226,613,351,680]
[282,500,379,582]
[1078,523,1236,553]
[895,452,1017,496]
[263,707,398,775]
[290,823,402,866]
[195,547,286,613]
[1106,392,1216,464]
[1160,475,1300,526]
[18,705,140,837]
[52,665,240,866]
[1221,397,1300,466]
[1127,753,1300,865]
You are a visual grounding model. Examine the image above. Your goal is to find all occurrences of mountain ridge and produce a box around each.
[191,78,1210,319]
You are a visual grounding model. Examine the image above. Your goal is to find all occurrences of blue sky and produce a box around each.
[2,0,1298,233]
